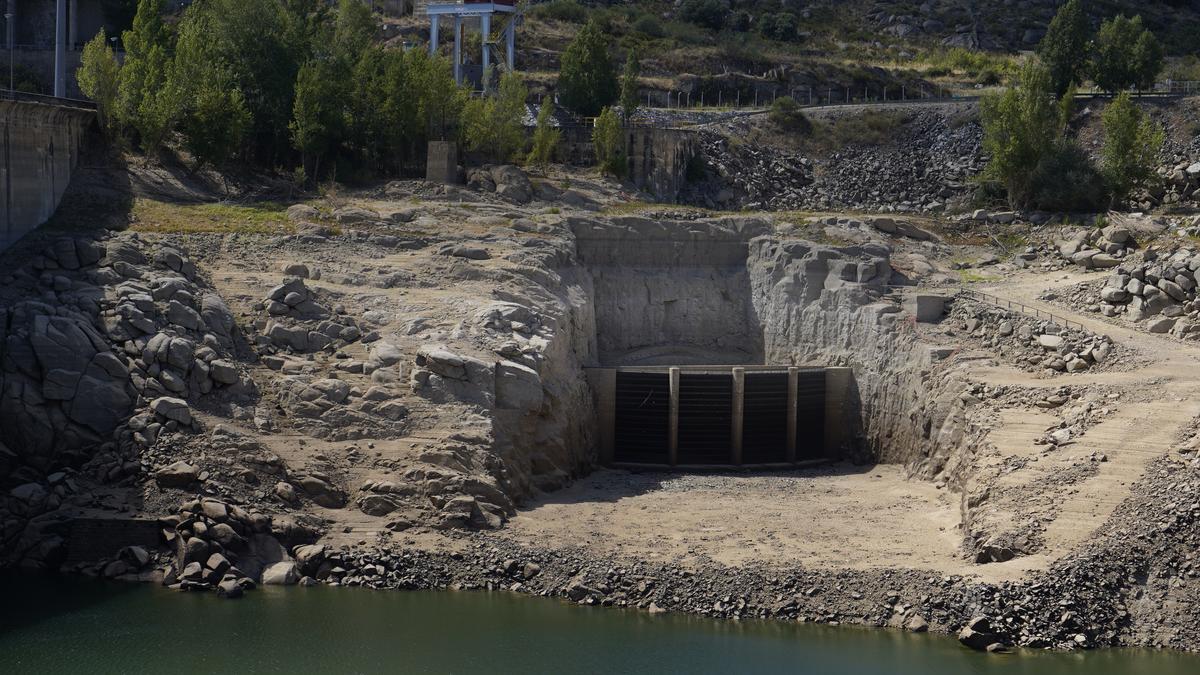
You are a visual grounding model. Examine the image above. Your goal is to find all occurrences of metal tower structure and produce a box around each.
[420,0,520,92]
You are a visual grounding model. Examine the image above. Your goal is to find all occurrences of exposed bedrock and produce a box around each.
[747,236,973,473]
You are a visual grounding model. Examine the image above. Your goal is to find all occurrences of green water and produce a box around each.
[1,574,1198,674]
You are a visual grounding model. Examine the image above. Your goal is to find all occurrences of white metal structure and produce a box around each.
[422,1,519,91]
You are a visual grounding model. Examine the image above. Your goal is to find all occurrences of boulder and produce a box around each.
[287,204,320,221]
[490,165,533,204]
[150,397,192,425]
[155,461,199,488]
[261,561,299,585]
[957,617,1003,651]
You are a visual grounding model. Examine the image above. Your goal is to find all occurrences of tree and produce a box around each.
[979,62,1064,207]
[557,19,617,117]
[179,80,251,170]
[619,50,640,123]
[1092,15,1162,93]
[526,99,560,167]
[116,0,172,150]
[77,30,122,137]
[1101,92,1164,205]
[1037,0,1089,96]
[593,106,625,177]
[1131,27,1165,91]
[461,71,528,163]
[290,59,346,179]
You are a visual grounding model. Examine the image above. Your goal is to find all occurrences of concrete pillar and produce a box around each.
[68,0,77,49]
[786,367,798,463]
[668,367,679,466]
[585,369,616,466]
[429,15,439,56]
[731,367,744,465]
[480,12,491,89]
[54,0,66,97]
[824,367,853,458]
[5,1,13,51]
[452,15,461,85]
[505,20,515,71]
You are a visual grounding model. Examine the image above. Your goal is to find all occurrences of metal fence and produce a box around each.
[956,288,1089,333]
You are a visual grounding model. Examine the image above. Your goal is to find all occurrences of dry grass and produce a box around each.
[129,199,295,235]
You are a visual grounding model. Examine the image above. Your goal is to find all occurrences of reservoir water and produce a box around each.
[1,573,1197,674]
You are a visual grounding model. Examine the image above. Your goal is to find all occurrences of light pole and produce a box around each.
[4,12,11,98]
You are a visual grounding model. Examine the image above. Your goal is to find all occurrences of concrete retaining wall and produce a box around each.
[559,126,697,203]
[0,99,94,254]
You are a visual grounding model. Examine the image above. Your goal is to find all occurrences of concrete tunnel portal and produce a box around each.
[586,366,851,468]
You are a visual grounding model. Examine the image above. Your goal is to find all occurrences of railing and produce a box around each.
[0,89,95,109]
[957,288,1089,332]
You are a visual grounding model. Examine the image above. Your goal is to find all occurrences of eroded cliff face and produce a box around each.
[745,235,975,474]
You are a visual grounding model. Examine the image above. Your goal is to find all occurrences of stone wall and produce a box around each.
[0,99,95,254]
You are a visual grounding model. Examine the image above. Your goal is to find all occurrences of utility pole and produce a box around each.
[54,0,66,97]
[4,11,11,98]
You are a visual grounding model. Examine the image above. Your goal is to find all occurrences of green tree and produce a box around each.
[461,71,527,163]
[1131,27,1165,91]
[526,99,560,167]
[1037,0,1090,96]
[116,0,173,150]
[1092,15,1162,93]
[979,62,1064,207]
[558,19,618,117]
[619,50,640,123]
[1101,92,1164,205]
[77,29,122,137]
[593,106,625,177]
[179,80,251,170]
[290,59,346,179]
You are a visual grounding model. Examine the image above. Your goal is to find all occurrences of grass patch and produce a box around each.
[958,269,998,284]
[807,110,910,152]
[129,199,294,235]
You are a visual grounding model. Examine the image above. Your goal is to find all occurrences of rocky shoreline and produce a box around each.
[55,443,1200,654]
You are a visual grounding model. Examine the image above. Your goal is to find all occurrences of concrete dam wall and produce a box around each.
[0,100,95,254]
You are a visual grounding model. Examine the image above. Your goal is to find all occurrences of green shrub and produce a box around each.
[530,0,588,24]
[1029,140,1108,212]
[678,0,725,31]
[632,14,664,38]
[768,97,812,135]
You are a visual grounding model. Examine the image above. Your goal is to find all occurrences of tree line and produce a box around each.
[1038,0,1164,96]
[981,2,1168,210]
[76,0,545,180]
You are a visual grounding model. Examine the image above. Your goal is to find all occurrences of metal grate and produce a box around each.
[613,371,669,464]
[677,374,734,464]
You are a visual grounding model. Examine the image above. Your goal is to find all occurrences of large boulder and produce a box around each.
[261,561,299,585]
[490,165,533,204]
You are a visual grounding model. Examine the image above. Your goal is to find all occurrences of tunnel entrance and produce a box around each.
[590,366,842,467]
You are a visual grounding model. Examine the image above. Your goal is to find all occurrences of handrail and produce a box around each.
[0,89,96,110]
[956,288,1090,333]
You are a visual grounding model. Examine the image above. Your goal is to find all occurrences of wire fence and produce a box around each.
[956,288,1089,333]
